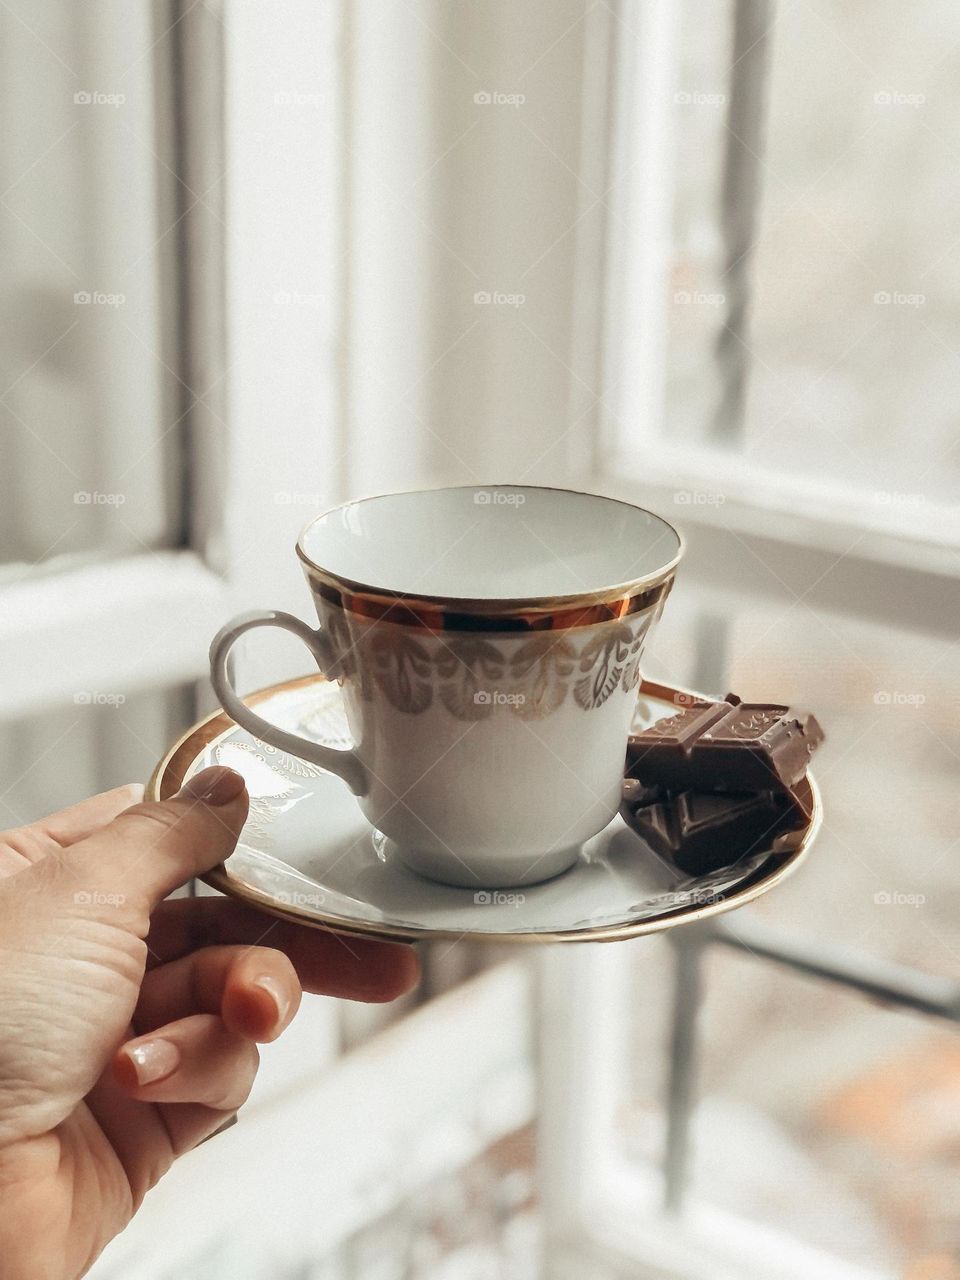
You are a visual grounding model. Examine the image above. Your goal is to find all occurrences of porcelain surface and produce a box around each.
[297,485,682,600]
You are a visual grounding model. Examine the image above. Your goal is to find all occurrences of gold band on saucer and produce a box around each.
[147,674,820,946]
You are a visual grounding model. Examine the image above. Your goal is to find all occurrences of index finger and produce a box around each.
[29,783,144,847]
[146,896,420,1003]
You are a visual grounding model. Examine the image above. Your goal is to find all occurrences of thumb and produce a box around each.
[59,766,248,916]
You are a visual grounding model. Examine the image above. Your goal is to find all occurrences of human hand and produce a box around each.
[0,766,419,1279]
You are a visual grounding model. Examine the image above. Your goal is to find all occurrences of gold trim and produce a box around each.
[344,613,658,718]
[295,484,684,632]
[147,674,820,946]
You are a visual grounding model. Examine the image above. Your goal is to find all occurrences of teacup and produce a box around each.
[209,485,683,888]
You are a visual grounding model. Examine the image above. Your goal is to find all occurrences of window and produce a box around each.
[4,0,953,1276]
[543,2,960,1276]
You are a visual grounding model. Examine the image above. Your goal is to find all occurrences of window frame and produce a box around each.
[543,1,960,1275]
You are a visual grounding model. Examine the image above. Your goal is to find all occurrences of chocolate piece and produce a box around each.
[620,780,802,875]
[626,695,824,794]
[621,690,822,874]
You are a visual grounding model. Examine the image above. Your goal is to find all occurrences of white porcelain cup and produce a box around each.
[209,485,683,888]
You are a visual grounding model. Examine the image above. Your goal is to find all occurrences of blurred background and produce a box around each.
[2,1,959,1277]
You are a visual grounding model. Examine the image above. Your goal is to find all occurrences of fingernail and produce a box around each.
[254,974,291,1025]
[177,765,246,806]
[125,1038,180,1086]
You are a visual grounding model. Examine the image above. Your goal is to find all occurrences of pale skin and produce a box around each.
[0,765,419,1279]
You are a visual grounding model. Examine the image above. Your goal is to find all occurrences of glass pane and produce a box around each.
[0,0,182,573]
[664,0,735,447]
[0,683,192,829]
[335,1128,538,1279]
[690,959,958,1273]
[619,591,960,1273]
[740,0,960,503]
[664,0,960,509]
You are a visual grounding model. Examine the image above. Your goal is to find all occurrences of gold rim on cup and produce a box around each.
[295,484,686,633]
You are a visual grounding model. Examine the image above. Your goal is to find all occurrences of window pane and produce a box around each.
[665,0,734,447]
[740,1,960,503]
[664,0,960,511]
[0,683,192,828]
[0,0,182,572]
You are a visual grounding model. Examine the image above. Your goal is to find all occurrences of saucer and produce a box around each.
[148,675,821,944]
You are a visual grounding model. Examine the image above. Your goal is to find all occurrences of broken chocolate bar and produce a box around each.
[625,695,824,794]
[621,691,822,874]
[620,779,804,876]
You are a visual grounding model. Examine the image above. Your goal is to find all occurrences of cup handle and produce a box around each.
[209,609,368,796]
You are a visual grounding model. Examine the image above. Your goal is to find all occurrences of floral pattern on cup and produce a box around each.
[326,608,657,720]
